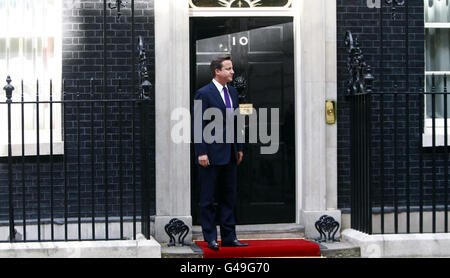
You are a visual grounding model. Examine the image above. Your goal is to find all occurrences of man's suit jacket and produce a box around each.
[193,81,243,165]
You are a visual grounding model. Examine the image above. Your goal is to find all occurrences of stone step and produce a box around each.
[161,224,305,258]
[192,223,305,241]
[161,244,203,258]
[162,224,361,258]
[317,240,361,258]
[161,242,361,258]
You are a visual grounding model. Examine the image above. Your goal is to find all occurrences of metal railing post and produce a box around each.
[138,35,153,239]
[345,31,374,234]
[4,76,15,242]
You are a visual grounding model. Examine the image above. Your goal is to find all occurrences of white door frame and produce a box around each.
[153,0,338,242]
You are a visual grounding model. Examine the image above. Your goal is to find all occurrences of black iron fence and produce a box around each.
[351,87,450,235]
[347,28,450,234]
[349,61,450,235]
[350,91,372,234]
[0,0,153,243]
[0,75,153,242]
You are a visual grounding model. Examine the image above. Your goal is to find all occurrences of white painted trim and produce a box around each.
[293,0,303,224]
[423,126,450,147]
[423,110,450,147]
[0,141,64,157]
[425,71,450,75]
[153,1,192,244]
[189,8,295,17]
[425,22,450,28]
[425,118,450,128]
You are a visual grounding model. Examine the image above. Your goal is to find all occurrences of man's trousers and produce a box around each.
[197,160,238,243]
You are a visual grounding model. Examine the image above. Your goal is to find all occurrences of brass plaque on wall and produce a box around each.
[239,103,254,115]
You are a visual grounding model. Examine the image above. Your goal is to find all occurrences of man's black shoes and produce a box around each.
[207,240,220,251]
[207,239,249,250]
[221,239,249,247]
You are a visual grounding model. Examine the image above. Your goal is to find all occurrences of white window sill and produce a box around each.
[423,127,450,147]
[0,141,64,157]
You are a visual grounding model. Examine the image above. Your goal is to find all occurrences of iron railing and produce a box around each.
[1,76,152,242]
[351,84,450,235]
[347,30,450,234]
[0,0,154,242]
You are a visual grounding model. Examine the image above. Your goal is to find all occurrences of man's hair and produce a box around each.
[210,56,231,77]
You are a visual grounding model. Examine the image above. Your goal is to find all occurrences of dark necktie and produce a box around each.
[223,86,232,118]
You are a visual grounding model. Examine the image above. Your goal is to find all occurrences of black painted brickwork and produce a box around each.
[0,0,155,225]
[337,0,435,210]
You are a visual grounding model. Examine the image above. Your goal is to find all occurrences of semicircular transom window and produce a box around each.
[189,0,293,8]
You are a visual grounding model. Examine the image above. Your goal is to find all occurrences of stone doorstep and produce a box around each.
[192,223,306,241]
[161,243,203,258]
[161,223,306,258]
[162,224,361,258]
[316,240,361,258]
[161,239,361,258]
[163,224,359,258]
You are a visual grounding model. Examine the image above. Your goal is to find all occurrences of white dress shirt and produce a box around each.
[212,78,233,108]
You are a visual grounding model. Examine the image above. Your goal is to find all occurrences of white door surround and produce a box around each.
[153,0,338,243]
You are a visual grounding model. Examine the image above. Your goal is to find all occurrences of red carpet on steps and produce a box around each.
[195,239,321,258]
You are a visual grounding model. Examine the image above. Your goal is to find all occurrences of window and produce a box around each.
[0,0,62,156]
[424,0,450,146]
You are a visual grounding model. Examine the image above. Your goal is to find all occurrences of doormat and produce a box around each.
[194,239,321,258]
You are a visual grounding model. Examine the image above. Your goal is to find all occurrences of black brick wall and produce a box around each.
[0,0,155,225]
[337,0,432,210]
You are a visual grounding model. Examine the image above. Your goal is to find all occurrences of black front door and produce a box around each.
[190,17,295,224]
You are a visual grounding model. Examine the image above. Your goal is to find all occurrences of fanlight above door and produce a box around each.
[189,0,293,8]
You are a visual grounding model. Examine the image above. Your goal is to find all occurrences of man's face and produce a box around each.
[215,60,234,84]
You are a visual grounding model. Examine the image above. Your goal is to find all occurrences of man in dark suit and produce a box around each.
[193,56,249,251]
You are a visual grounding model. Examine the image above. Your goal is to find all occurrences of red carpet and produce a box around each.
[195,239,321,258]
